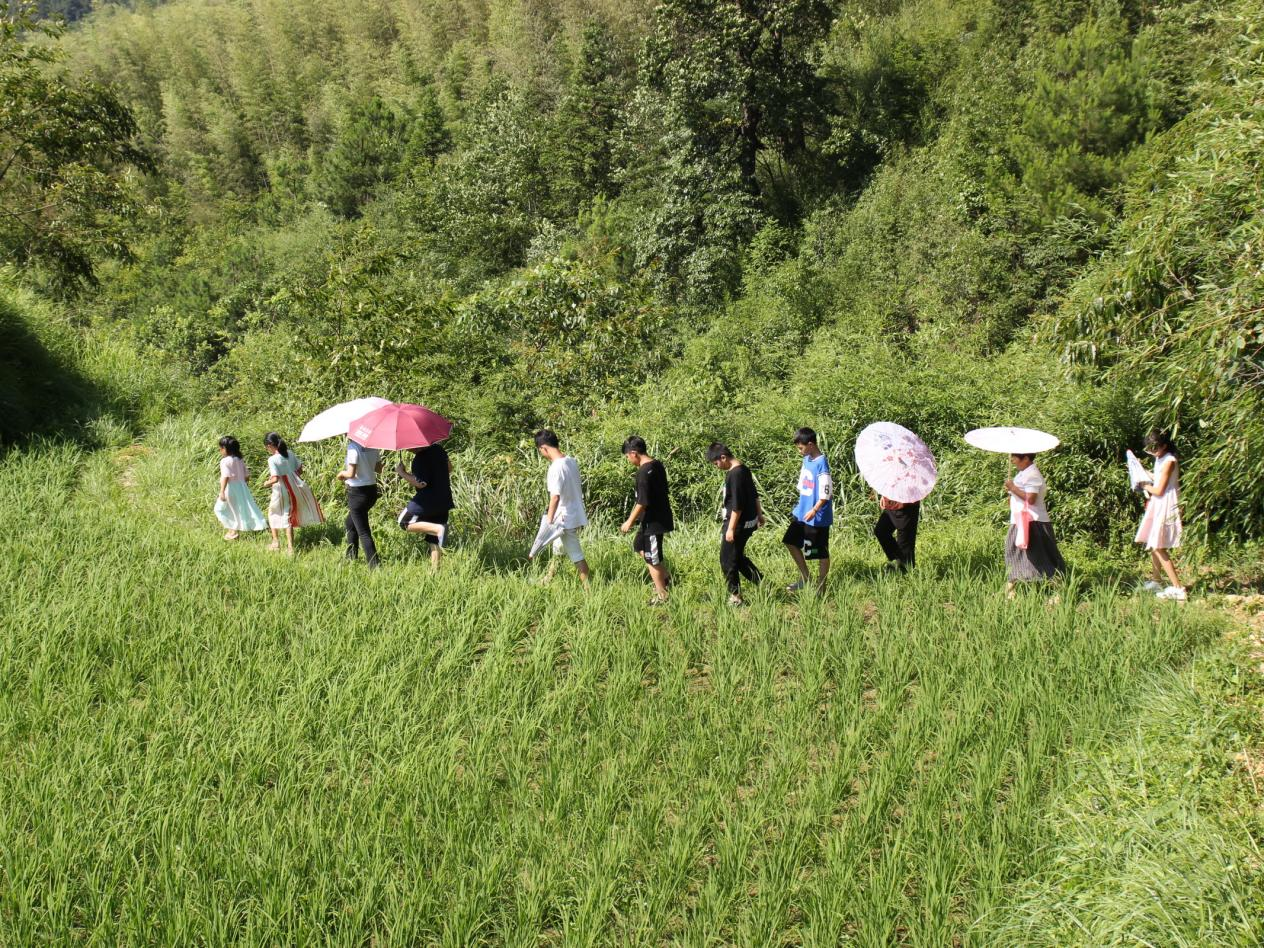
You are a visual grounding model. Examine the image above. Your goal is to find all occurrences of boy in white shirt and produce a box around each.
[535,429,591,587]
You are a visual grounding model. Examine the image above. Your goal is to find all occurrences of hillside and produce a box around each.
[0,0,1251,542]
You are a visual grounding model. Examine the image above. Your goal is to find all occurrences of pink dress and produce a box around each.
[1135,453,1181,549]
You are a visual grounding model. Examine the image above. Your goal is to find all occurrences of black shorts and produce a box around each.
[399,504,449,543]
[783,520,830,560]
[633,531,666,566]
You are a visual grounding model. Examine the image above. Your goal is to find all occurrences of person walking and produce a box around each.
[396,441,454,571]
[1135,429,1186,601]
[535,430,591,588]
[336,438,383,568]
[619,436,673,605]
[263,432,324,554]
[214,435,267,540]
[707,442,764,605]
[873,495,919,572]
[783,427,833,593]
[1003,452,1065,595]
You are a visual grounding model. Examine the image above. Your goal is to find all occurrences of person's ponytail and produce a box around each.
[264,432,290,458]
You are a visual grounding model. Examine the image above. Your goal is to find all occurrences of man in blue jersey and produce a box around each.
[784,427,833,593]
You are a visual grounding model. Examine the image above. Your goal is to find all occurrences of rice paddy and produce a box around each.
[1,418,1260,944]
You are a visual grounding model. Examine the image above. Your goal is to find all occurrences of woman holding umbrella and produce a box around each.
[966,427,1065,595]
[854,423,938,574]
[347,402,455,571]
[298,397,391,569]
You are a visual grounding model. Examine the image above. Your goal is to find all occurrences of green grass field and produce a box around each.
[2,416,1261,944]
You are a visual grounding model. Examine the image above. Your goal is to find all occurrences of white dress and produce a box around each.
[1135,453,1181,549]
[214,456,267,531]
[267,452,325,529]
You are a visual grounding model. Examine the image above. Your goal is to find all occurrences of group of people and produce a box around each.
[213,425,1187,604]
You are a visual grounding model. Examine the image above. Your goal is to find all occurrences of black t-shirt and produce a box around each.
[410,444,453,513]
[723,464,760,528]
[635,459,674,534]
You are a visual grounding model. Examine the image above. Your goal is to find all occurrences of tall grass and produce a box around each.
[0,418,1257,944]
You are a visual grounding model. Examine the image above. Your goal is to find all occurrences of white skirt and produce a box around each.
[1136,493,1181,549]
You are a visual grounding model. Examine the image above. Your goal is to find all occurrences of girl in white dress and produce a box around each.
[263,432,324,553]
[214,435,267,539]
[1135,429,1185,600]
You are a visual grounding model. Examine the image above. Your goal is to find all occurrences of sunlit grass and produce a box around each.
[0,420,1257,944]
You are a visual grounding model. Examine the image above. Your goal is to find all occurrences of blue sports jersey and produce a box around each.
[793,454,833,527]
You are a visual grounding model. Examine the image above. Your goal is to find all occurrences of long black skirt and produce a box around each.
[1004,521,1065,582]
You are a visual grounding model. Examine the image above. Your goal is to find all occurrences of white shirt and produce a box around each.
[1010,464,1050,523]
[344,441,380,487]
[546,455,588,528]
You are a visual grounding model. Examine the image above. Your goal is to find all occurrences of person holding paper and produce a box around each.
[535,429,591,588]
[1135,429,1185,600]
[1002,452,1065,595]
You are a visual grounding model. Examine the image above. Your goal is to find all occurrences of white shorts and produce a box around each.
[552,529,585,563]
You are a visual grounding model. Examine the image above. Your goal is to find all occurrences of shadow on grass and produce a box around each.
[0,303,110,449]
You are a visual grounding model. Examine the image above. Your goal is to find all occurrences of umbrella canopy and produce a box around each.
[528,514,565,559]
[854,422,938,503]
[963,426,1060,455]
[297,397,392,443]
[349,403,452,451]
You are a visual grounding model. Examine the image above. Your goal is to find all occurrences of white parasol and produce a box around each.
[297,397,392,443]
[854,422,938,503]
[963,426,1060,455]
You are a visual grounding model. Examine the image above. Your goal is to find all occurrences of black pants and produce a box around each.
[874,502,919,568]
[345,485,380,567]
[720,526,761,595]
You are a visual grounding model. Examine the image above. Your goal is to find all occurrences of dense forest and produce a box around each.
[5,0,1263,541]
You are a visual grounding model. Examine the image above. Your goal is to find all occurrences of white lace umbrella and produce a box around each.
[297,397,391,442]
[854,422,938,503]
[963,426,1060,455]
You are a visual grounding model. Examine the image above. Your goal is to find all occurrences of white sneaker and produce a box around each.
[786,580,806,593]
[1156,586,1187,601]
[1141,580,1162,592]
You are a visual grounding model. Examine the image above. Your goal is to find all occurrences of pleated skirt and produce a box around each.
[1005,521,1065,582]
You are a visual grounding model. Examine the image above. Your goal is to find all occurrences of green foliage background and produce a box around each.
[6,0,1263,543]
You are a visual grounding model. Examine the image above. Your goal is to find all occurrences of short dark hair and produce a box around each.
[1011,452,1034,463]
[793,427,817,446]
[534,429,560,449]
[706,442,732,463]
[1144,428,1176,456]
[218,435,242,458]
[622,435,648,455]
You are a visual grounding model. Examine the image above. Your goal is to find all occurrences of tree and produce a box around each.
[641,0,835,199]
[551,20,626,214]
[315,97,409,219]
[0,4,153,286]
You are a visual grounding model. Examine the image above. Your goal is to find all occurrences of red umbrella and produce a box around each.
[348,403,452,450]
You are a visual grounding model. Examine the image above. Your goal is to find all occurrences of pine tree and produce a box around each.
[315,97,408,219]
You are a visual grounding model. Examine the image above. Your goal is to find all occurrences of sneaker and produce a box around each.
[647,596,668,607]
[727,595,744,607]
[1156,586,1187,601]
[786,580,806,593]
[436,525,447,549]
[1141,580,1162,592]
